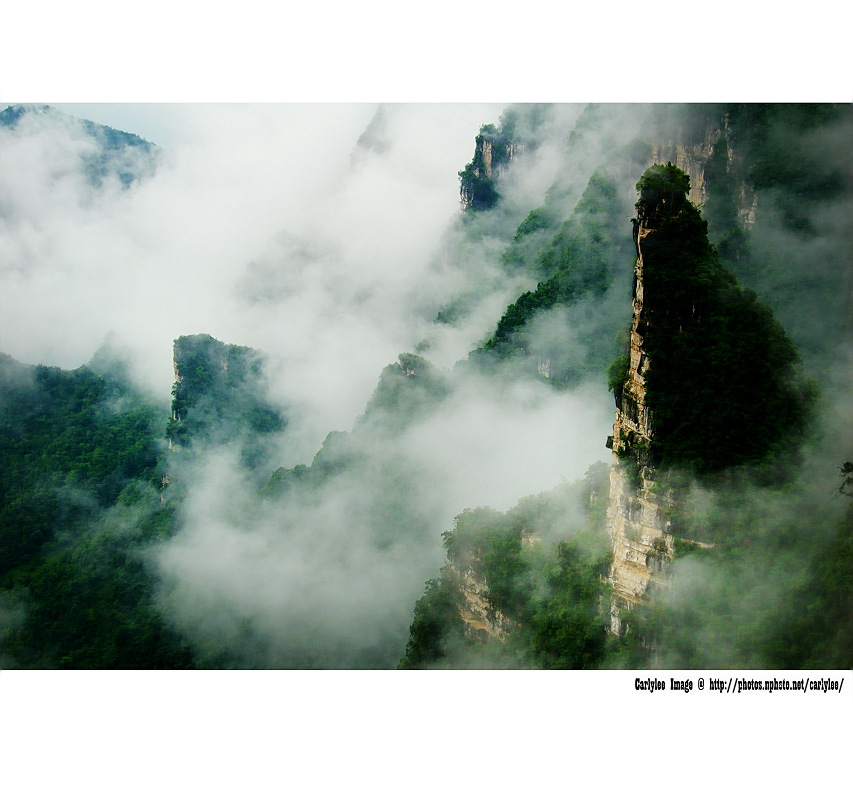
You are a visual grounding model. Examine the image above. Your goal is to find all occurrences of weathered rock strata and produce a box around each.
[648,140,716,208]
[605,215,676,633]
[648,114,756,226]
[448,560,517,642]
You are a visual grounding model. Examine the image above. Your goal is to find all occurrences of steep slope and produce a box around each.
[166,334,286,471]
[0,351,194,668]
[605,162,813,634]
[472,170,634,385]
[0,104,160,188]
[400,466,611,669]
[402,151,823,667]
[458,106,550,211]
[0,353,164,575]
[618,163,812,474]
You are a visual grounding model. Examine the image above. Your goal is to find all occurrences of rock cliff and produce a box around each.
[648,137,717,209]
[446,555,518,643]
[166,333,285,453]
[603,158,804,635]
[604,205,676,634]
[646,111,756,226]
[459,122,522,211]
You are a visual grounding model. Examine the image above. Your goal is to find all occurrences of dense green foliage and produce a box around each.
[440,505,534,623]
[526,540,608,668]
[0,353,199,668]
[401,465,612,669]
[1,496,196,668]
[635,162,691,219]
[474,172,632,385]
[398,575,466,668]
[632,164,814,474]
[0,355,163,573]
[513,206,553,241]
[606,353,630,396]
[167,334,285,467]
[626,471,853,669]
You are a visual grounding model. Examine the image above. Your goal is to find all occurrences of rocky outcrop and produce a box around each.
[604,214,676,634]
[604,163,751,636]
[647,112,756,226]
[477,136,523,184]
[166,333,285,451]
[447,559,517,642]
[441,523,544,645]
[648,138,717,208]
[459,124,522,211]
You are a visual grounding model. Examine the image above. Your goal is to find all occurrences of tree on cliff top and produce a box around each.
[636,162,691,222]
[633,164,815,475]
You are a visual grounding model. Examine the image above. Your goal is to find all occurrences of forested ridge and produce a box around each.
[0,353,195,667]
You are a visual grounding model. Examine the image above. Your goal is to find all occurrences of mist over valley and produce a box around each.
[1,102,851,672]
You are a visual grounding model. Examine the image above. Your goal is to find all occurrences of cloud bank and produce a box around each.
[2,103,618,666]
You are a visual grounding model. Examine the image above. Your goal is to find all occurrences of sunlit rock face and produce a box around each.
[459,127,523,211]
[605,213,675,635]
[447,557,517,643]
[646,113,756,224]
[648,139,717,208]
[477,137,524,185]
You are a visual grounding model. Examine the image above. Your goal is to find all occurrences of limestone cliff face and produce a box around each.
[446,557,517,642]
[603,166,733,635]
[648,137,717,208]
[442,526,542,645]
[460,126,522,211]
[647,113,755,225]
[477,136,523,184]
[604,215,676,634]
